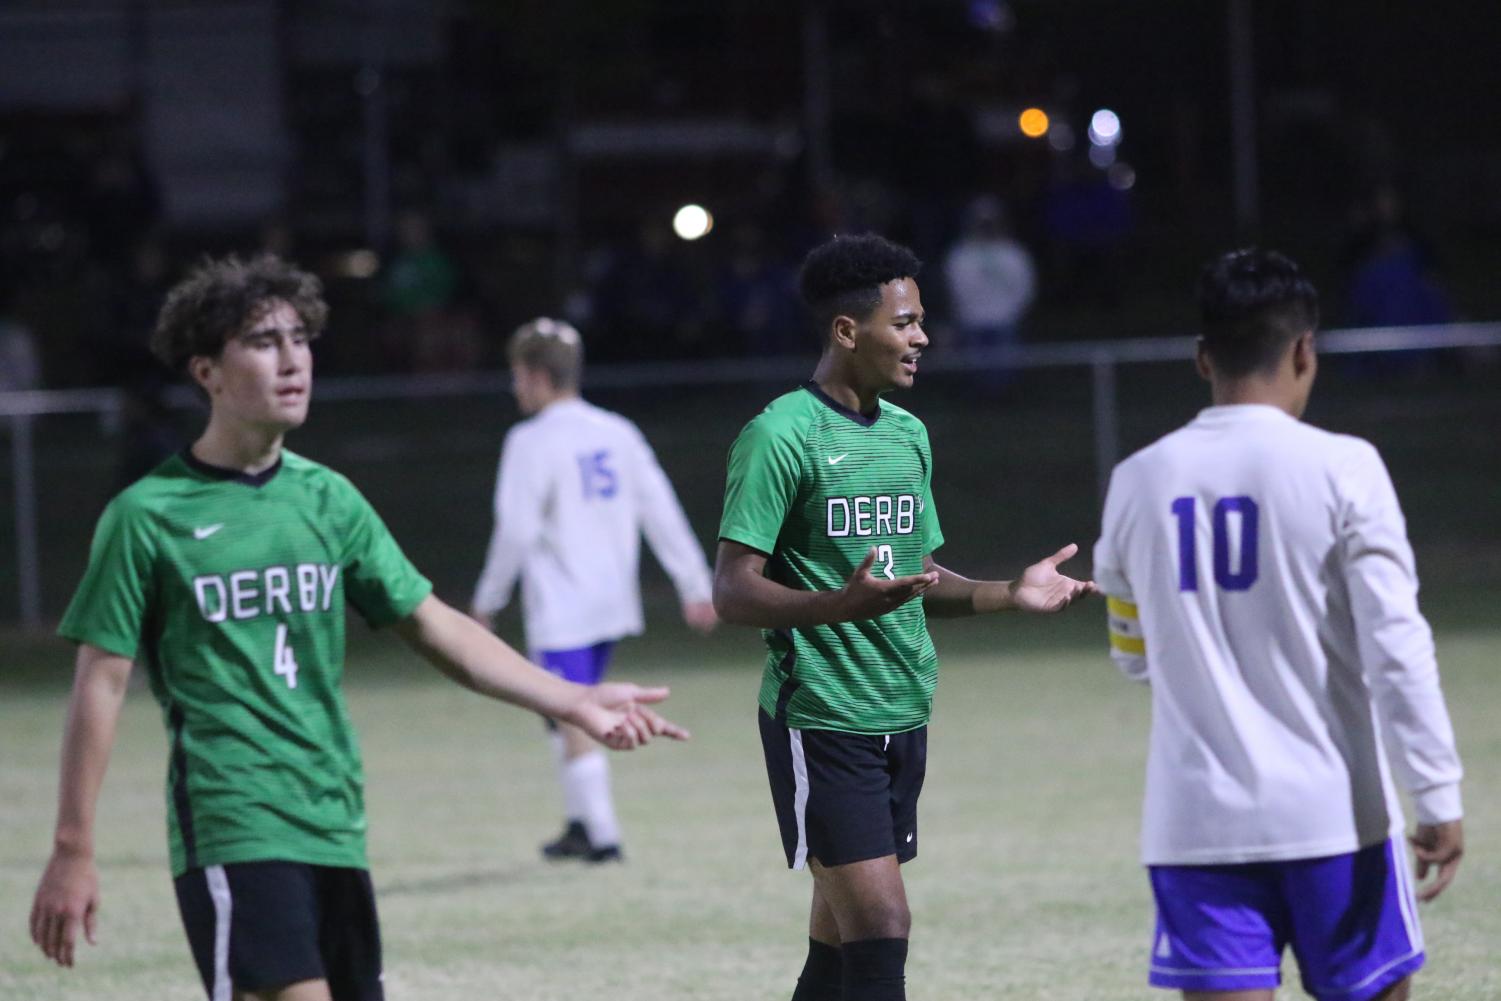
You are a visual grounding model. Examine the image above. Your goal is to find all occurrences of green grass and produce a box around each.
[3,610,1498,1000]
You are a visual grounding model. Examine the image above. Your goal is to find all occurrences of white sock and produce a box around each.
[563,751,620,847]
[551,731,586,822]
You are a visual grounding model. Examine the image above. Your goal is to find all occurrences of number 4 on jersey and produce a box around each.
[273,623,300,689]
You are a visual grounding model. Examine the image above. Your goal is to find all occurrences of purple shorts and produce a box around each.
[1147,838,1424,1001]
[535,642,615,686]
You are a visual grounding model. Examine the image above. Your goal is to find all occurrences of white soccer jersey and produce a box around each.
[1093,404,1463,866]
[472,397,713,651]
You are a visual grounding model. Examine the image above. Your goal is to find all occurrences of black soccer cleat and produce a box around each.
[540,820,591,860]
[585,844,623,864]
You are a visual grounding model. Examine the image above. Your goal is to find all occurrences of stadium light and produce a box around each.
[1018,107,1050,139]
[1088,108,1122,147]
[673,204,713,241]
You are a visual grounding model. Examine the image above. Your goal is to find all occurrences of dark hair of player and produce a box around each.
[151,254,329,374]
[798,233,923,338]
[1197,248,1320,378]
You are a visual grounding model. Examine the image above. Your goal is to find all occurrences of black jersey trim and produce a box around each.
[168,702,199,870]
[180,449,283,488]
[800,381,881,427]
[771,629,800,722]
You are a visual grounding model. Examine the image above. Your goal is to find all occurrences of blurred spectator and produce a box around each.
[384,209,459,316]
[717,223,798,356]
[258,216,298,261]
[942,196,1036,367]
[1343,185,1452,329]
[83,137,161,270]
[590,221,702,361]
[0,291,42,390]
[382,209,479,371]
[1042,156,1132,307]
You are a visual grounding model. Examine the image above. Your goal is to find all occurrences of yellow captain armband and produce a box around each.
[1106,595,1146,655]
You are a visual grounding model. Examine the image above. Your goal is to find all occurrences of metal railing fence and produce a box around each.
[4,321,1499,627]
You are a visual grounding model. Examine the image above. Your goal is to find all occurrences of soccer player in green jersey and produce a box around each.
[28,254,688,1001]
[714,234,1095,1001]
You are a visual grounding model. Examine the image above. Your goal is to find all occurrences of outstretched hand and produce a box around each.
[570,682,691,751]
[1008,544,1097,613]
[1410,819,1463,902]
[840,547,940,620]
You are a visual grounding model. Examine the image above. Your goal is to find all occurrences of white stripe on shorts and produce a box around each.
[205,865,233,1001]
[789,729,809,870]
[1390,837,1424,952]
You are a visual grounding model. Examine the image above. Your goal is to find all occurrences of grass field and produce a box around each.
[2,600,1497,1000]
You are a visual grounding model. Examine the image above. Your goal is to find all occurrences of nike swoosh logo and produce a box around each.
[193,524,224,540]
[827,454,849,465]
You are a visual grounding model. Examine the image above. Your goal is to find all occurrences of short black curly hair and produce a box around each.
[798,233,922,338]
[1198,248,1319,377]
[150,254,328,375]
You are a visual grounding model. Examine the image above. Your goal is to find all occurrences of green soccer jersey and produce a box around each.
[719,383,945,734]
[58,450,432,876]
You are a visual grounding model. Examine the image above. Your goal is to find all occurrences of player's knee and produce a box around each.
[1372,976,1412,1001]
[845,899,910,940]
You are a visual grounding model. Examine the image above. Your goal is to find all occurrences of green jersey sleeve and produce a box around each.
[919,425,944,555]
[719,414,805,554]
[339,481,433,627]
[58,494,158,659]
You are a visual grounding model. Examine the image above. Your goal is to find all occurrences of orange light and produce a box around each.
[1018,107,1050,139]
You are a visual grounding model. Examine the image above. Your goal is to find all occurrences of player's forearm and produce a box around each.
[712,569,854,629]
[397,596,583,720]
[52,651,132,856]
[923,564,1015,617]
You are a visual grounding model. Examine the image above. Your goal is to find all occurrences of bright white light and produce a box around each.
[1088,143,1117,169]
[1088,108,1122,147]
[673,204,713,241]
[1048,123,1076,152]
[1107,162,1136,191]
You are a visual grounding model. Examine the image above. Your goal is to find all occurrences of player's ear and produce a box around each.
[188,354,217,393]
[1193,338,1213,382]
[831,313,859,351]
[1291,330,1316,377]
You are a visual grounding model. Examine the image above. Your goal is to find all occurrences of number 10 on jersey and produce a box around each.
[1171,495,1259,592]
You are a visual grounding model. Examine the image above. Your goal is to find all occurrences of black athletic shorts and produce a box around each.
[174,860,383,1001]
[759,708,927,869]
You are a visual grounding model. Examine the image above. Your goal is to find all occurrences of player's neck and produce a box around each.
[811,358,881,416]
[1209,380,1301,417]
[525,387,576,414]
[192,417,285,475]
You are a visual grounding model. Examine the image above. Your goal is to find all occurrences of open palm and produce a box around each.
[1008,543,1097,612]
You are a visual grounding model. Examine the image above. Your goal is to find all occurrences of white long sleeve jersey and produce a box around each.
[471,398,713,651]
[1093,404,1462,866]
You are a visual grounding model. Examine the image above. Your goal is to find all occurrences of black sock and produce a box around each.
[840,937,907,1001]
[790,937,843,1001]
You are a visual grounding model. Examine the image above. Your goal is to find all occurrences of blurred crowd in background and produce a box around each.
[0,0,1490,394]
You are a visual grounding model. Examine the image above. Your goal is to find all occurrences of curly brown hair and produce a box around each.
[150,254,329,374]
